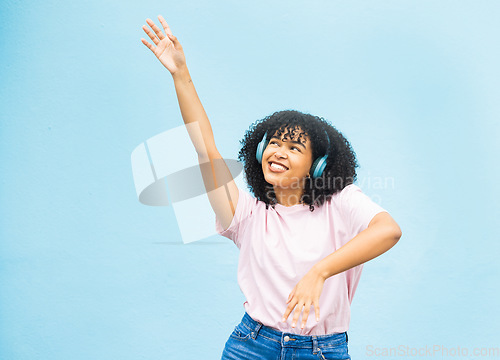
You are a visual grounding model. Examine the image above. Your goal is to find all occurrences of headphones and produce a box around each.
[256,129,331,179]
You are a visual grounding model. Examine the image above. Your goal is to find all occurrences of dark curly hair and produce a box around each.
[238,109,358,212]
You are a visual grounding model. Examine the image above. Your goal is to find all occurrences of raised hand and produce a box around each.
[141,15,186,75]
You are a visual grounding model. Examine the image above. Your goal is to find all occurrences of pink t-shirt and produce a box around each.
[215,183,387,335]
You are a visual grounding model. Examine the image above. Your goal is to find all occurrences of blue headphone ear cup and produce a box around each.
[310,154,328,179]
[310,129,331,178]
[256,131,268,164]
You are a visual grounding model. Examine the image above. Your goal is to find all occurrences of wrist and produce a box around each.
[312,263,329,281]
[171,65,190,81]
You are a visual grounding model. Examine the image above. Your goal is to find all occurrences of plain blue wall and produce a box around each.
[1,0,499,359]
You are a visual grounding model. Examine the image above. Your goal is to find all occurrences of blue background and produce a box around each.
[1,0,499,359]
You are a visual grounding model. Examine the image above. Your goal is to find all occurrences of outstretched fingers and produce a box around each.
[141,37,155,52]
[146,18,166,41]
[142,24,160,46]
[158,15,173,36]
[143,18,165,44]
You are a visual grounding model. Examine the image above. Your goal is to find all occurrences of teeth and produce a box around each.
[270,162,287,171]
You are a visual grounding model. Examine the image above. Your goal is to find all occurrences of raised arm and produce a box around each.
[141,15,239,230]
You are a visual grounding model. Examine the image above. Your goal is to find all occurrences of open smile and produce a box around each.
[268,161,289,173]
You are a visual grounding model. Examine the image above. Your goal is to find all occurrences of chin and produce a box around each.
[263,173,277,185]
[264,175,296,189]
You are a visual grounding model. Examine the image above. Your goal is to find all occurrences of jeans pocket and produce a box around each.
[229,323,253,342]
[317,344,351,360]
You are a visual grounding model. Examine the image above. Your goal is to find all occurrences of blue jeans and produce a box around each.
[221,312,351,360]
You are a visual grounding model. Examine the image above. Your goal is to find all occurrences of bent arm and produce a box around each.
[312,212,402,279]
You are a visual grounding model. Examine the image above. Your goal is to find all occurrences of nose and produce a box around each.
[273,146,287,159]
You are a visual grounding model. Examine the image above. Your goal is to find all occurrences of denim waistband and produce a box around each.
[240,311,348,349]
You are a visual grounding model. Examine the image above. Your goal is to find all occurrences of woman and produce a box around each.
[141,15,402,360]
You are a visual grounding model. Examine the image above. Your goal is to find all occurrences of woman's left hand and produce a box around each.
[282,267,326,329]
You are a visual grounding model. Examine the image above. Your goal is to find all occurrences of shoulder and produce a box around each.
[239,187,259,205]
[235,187,266,215]
[339,183,363,198]
[325,183,360,206]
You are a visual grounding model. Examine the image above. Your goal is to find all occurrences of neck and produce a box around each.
[274,187,305,207]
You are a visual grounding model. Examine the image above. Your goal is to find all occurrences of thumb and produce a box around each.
[167,33,180,46]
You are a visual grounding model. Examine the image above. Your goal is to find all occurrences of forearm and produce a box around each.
[312,222,401,280]
[171,66,218,157]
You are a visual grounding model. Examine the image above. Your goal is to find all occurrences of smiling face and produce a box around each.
[262,126,314,199]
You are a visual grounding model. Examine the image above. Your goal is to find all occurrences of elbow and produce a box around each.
[392,224,402,241]
[371,212,402,241]
[369,212,402,242]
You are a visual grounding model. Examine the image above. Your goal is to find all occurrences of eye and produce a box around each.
[291,146,301,151]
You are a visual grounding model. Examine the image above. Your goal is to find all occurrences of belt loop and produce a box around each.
[312,335,319,354]
[251,322,263,339]
[345,332,348,343]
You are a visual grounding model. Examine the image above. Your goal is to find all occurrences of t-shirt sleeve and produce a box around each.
[340,184,388,239]
[215,187,255,248]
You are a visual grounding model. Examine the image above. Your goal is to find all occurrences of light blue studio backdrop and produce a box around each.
[1,0,499,359]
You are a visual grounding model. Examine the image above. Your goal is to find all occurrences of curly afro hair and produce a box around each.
[238,109,358,212]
